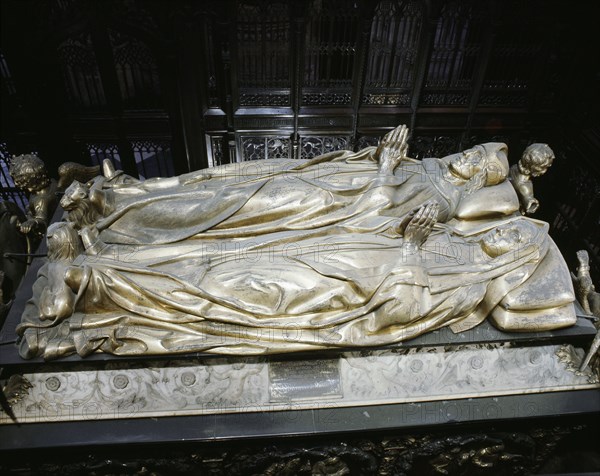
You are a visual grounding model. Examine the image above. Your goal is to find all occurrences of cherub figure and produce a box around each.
[9,154,58,240]
[508,143,555,215]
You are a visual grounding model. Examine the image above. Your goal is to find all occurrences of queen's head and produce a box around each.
[479,220,542,258]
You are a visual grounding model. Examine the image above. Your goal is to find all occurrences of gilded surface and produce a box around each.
[7,154,100,248]
[508,143,554,215]
[572,250,600,372]
[16,126,577,359]
[9,154,58,241]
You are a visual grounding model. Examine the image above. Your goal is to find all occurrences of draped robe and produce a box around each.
[17,146,576,359]
[95,148,481,245]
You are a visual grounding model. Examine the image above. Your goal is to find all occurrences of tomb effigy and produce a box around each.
[0,127,598,472]
[12,125,580,358]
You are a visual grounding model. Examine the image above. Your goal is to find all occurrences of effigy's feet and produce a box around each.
[89,188,115,216]
[78,226,106,255]
[102,158,118,180]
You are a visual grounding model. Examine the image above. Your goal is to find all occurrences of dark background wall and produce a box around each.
[0,0,598,278]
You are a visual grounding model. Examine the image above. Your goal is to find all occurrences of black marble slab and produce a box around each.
[1,389,598,451]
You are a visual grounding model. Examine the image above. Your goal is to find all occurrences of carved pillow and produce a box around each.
[499,241,576,311]
[454,181,520,220]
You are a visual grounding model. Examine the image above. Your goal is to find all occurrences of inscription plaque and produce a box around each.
[269,358,342,402]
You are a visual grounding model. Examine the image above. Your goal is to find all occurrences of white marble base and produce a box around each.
[1,343,597,424]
